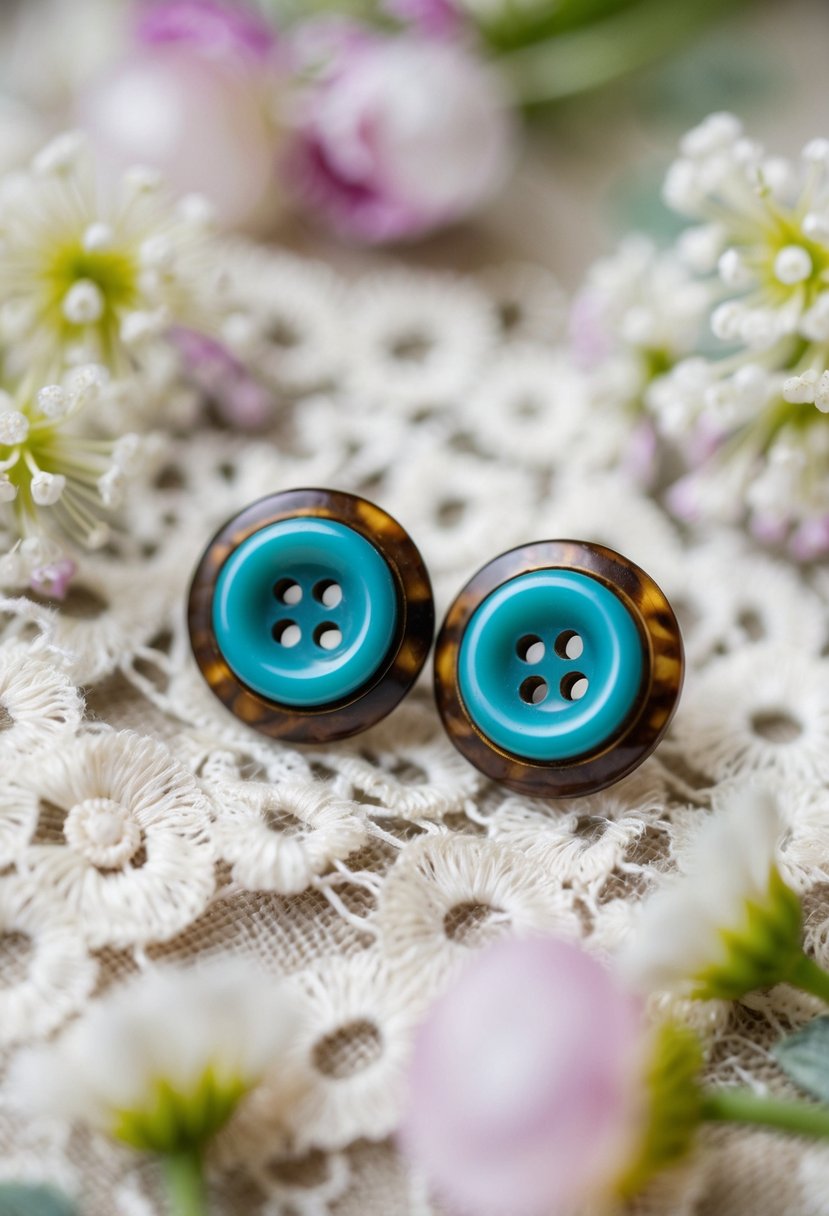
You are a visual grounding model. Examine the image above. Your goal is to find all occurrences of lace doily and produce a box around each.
[1,243,828,1216]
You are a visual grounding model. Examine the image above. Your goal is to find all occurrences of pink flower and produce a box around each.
[287,28,515,244]
[29,558,77,601]
[401,938,648,1216]
[750,511,790,548]
[665,472,703,524]
[170,327,273,430]
[135,0,278,63]
[78,46,280,230]
[789,515,829,562]
[623,419,659,486]
[687,415,726,467]
[569,289,613,368]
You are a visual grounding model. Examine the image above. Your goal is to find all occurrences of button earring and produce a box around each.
[433,540,683,797]
[188,488,434,743]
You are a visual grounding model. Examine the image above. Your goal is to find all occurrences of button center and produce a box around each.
[514,626,590,707]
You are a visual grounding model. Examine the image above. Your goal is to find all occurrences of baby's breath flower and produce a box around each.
[648,115,829,551]
[571,236,709,482]
[621,785,829,1005]
[0,132,224,381]
[0,366,141,549]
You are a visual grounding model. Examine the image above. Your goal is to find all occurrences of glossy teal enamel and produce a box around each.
[457,569,644,761]
[213,517,398,707]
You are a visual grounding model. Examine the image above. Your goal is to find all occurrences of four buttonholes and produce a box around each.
[272,578,344,653]
[516,630,589,707]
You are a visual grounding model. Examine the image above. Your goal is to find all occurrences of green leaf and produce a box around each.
[633,31,785,128]
[774,1016,829,1103]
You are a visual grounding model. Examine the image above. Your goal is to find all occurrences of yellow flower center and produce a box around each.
[41,240,139,347]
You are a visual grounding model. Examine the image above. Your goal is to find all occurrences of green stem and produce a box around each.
[497,0,745,106]
[703,1089,829,1140]
[788,953,829,1005]
[162,1151,208,1216]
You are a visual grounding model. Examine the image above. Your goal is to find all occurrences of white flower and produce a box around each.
[0,876,97,1045]
[620,784,802,1001]
[570,237,710,474]
[3,729,215,948]
[11,960,302,1153]
[651,116,829,542]
[209,778,367,895]
[0,131,226,379]
[0,366,143,548]
[582,235,709,363]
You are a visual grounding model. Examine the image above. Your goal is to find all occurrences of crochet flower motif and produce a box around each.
[0,876,97,1046]
[208,777,367,896]
[3,729,215,947]
[316,700,481,822]
[376,834,577,993]
[489,762,668,896]
[0,640,82,761]
[670,643,829,786]
[1,535,189,683]
[283,952,429,1151]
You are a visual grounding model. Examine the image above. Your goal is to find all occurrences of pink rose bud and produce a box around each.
[288,29,515,244]
[789,515,829,562]
[401,938,648,1216]
[569,289,613,368]
[78,1,283,231]
[135,0,277,62]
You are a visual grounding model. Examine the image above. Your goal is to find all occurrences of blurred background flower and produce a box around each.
[0,0,766,246]
[401,936,704,1216]
[12,960,303,1216]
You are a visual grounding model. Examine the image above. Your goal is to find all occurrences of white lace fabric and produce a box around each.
[0,243,828,1215]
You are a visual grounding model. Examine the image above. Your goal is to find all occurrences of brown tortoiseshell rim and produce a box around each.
[188,488,435,744]
[434,540,684,798]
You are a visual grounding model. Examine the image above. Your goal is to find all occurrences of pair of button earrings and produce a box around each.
[188,488,684,798]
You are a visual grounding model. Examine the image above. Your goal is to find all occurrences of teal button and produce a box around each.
[213,517,398,707]
[457,569,644,761]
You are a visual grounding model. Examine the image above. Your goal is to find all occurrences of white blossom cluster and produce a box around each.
[0,131,230,586]
[577,114,829,558]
